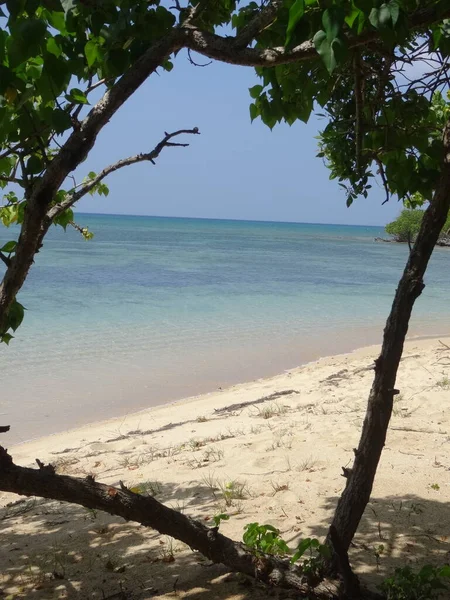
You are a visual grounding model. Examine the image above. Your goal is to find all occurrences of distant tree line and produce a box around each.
[385,208,450,249]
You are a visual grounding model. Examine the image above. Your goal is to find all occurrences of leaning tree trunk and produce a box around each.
[327,117,450,554]
[0,447,388,599]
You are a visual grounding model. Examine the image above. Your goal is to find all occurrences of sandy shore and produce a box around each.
[1,336,450,599]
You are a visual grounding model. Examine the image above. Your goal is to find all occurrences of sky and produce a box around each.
[75,51,402,226]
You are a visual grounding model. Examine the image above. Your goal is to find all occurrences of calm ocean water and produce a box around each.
[2,214,450,443]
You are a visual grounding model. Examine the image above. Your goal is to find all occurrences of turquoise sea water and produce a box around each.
[2,214,450,443]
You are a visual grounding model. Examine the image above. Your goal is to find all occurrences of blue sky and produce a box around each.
[75,52,402,226]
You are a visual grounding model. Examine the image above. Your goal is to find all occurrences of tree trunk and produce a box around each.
[327,117,450,553]
[0,447,384,599]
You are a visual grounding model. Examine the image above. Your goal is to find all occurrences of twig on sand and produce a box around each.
[390,426,447,435]
[213,390,299,415]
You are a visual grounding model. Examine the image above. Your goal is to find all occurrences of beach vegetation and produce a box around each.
[385,209,424,248]
[1,0,450,598]
[386,207,450,249]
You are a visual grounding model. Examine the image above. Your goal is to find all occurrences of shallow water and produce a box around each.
[1,215,449,443]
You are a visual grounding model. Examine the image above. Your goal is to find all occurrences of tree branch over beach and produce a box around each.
[1,0,450,597]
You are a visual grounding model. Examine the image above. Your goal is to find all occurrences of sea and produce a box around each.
[2,214,450,444]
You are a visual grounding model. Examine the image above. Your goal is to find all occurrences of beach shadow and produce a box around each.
[308,493,450,590]
[0,494,271,600]
[1,485,449,598]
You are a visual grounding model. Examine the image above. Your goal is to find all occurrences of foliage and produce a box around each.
[386,206,450,244]
[242,523,329,580]
[385,209,424,244]
[212,513,229,528]
[0,0,449,341]
[380,565,450,600]
[247,1,450,206]
[243,523,290,557]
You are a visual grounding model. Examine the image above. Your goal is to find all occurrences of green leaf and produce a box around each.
[46,37,62,58]
[7,19,47,67]
[249,85,263,99]
[313,31,334,74]
[1,332,13,344]
[1,240,17,253]
[47,11,67,35]
[7,300,25,332]
[345,9,361,28]
[249,103,258,121]
[84,40,100,68]
[26,155,44,175]
[51,108,72,134]
[388,0,400,26]
[54,207,74,230]
[322,7,344,41]
[439,566,450,579]
[331,37,347,64]
[369,3,396,30]
[292,538,313,562]
[286,0,305,46]
[66,88,88,104]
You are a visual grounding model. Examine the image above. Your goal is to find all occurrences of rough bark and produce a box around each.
[327,117,450,553]
[0,447,375,599]
[181,4,450,67]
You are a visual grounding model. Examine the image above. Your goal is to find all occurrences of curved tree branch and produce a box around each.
[47,128,200,220]
[180,4,450,67]
[0,446,383,599]
[0,31,180,333]
[327,114,450,555]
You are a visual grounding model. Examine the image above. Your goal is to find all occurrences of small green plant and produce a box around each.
[436,376,450,388]
[243,523,290,556]
[254,402,288,419]
[130,480,162,496]
[242,523,329,582]
[212,513,230,528]
[83,507,98,522]
[291,537,331,580]
[374,544,385,571]
[218,479,249,506]
[430,483,440,491]
[380,565,450,600]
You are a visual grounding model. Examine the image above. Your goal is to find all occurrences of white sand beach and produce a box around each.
[1,336,450,599]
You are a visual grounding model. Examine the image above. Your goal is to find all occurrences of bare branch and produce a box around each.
[374,156,390,205]
[187,48,213,67]
[0,445,374,600]
[47,128,200,220]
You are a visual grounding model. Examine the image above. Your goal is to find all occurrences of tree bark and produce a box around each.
[0,447,379,599]
[327,117,450,553]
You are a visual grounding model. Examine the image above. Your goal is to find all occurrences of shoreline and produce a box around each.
[2,335,450,598]
[7,331,448,453]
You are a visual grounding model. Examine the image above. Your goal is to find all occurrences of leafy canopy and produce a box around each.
[1,0,450,342]
[245,1,450,206]
[385,208,424,243]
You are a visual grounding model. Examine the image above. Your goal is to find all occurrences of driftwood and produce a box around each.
[0,444,385,599]
[213,389,299,415]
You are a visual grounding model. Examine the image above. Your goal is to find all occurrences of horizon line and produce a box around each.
[73,211,386,229]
